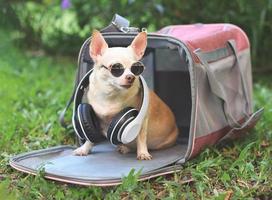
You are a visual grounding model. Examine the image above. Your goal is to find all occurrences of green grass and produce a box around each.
[0,29,272,199]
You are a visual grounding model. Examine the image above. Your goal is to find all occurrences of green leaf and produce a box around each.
[221,172,231,182]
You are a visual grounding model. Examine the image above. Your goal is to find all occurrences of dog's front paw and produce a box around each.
[117,145,131,154]
[73,146,90,156]
[137,151,152,160]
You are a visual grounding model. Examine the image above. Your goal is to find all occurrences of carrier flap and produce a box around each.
[10,142,187,186]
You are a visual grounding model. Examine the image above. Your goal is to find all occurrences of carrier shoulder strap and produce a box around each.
[59,66,80,129]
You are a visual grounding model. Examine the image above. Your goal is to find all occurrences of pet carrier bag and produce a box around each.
[10,14,263,186]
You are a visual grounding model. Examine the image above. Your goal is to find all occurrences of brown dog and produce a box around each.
[73,30,178,160]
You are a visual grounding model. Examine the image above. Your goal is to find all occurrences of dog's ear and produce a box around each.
[129,31,147,60]
[89,30,108,62]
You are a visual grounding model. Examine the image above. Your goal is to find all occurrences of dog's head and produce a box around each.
[89,30,147,90]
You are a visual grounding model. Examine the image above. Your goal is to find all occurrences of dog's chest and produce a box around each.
[88,97,139,135]
[91,101,124,122]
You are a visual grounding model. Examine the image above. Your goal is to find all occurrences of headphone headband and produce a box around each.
[120,75,149,143]
[72,69,94,140]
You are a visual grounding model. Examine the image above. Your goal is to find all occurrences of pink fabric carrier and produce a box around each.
[9,15,263,186]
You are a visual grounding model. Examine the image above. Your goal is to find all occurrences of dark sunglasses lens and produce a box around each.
[131,62,145,75]
[110,63,124,77]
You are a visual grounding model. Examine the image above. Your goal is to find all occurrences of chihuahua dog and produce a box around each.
[73,30,178,160]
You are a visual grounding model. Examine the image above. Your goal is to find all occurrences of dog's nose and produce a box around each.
[125,74,135,83]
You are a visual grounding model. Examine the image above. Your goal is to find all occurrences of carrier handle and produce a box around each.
[100,14,139,33]
[194,40,260,130]
[227,40,250,116]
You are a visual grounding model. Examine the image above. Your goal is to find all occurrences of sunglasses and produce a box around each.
[101,61,145,77]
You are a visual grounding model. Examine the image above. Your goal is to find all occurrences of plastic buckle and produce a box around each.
[120,26,140,33]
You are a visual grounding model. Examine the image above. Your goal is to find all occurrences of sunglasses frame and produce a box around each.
[101,61,145,77]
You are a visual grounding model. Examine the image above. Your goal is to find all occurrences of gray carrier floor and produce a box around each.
[10,141,187,186]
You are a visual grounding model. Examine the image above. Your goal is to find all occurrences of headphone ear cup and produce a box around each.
[77,103,104,143]
[107,107,138,145]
